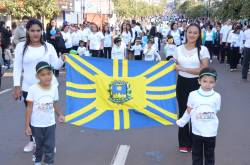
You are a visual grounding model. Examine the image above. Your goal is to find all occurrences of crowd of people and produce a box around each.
[0,15,249,165]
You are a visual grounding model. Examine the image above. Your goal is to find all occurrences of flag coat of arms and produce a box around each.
[65,54,177,130]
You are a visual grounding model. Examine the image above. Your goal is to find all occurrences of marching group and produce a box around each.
[0,15,249,165]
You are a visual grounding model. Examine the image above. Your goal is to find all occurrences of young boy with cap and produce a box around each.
[25,61,64,165]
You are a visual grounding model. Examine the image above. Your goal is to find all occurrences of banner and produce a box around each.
[65,54,177,130]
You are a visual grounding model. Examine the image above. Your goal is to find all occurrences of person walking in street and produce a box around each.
[242,24,250,81]
[13,16,29,47]
[0,21,12,65]
[46,19,65,77]
[13,18,65,153]
[25,61,65,165]
[202,24,216,61]
[177,67,221,165]
[227,24,243,72]
[174,23,210,153]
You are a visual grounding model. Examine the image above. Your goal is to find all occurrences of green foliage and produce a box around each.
[177,0,206,18]
[212,0,250,20]
[113,0,166,18]
[2,0,60,19]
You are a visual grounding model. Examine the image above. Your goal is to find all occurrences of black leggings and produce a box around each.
[90,50,103,58]
[23,91,33,142]
[205,41,214,59]
[176,75,199,147]
[103,47,112,58]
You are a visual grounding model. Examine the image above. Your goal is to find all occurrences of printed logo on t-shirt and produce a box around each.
[195,104,216,121]
[35,95,54,112]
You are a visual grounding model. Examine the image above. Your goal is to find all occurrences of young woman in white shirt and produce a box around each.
[61,24,73,53]
[87,23,104,58]
[168,22,182,46]
[102,24,113,58]
[174,23,210,153]
[71,25,82,51]
[202,25,216,60]
[13,18,65,153]
[120,22,132,59]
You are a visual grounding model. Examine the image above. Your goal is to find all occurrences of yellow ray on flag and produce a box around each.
[71,55,108,77]
[114,109,120,130]
[138,108,173,125]
[139,61,167,77]
[65,102,96,122]
[146,101,178,120]
[113,59,118,78]
[123,108,130,129]
[122,60,128,77]
[66,82,96,90]
[72,109,106,126]
[66,56,95,81]
[146,85,176,92]
[66,90,96,98]
[146,91,176,100]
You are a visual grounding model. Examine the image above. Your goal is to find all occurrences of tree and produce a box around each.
[2,0,60,19]
[113,0,166,18]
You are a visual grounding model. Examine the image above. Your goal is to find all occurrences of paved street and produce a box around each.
[0,60,250,165]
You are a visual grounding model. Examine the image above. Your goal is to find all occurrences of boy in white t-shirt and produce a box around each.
[176,67,221,165]
[130,37,143,60]
[111,37,126,60]
[25,61,64,165]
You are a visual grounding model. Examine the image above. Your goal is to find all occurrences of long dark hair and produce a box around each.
[47,19,57,31]
[121,22,127,34]
[23,18,47,56]
[126,23,133,37]
[102,24,110,35]
[185,23,202,61]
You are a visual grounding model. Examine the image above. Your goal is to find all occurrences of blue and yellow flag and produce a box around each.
[65,54,177,130]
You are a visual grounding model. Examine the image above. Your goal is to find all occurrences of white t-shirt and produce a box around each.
[228,32,243,48]
[170,30,181,46]
[243,29,250,48]
[61,31,73,49]
[164,44,177,58]
[143,46,161,61]
[131,44,143,56]
[71,31,82,46]
[88,32,104,50]
[132,26,142,42]
[103,33,112,48]
[26,84,59,127]
[81,28,90,42]
[205,31,213,41]
[176,88,221,137]
[77,46,87,56]
[13,42,64,92]
[121,31,132,45]
[174,45,210,78]
[111,43,126,60]
[220,25,232,43]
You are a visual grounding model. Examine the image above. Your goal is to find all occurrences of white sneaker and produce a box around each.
[32,154,36,162]
[54,147,56,153]
[23,141,35,152]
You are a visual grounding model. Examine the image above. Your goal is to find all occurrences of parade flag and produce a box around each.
[65,54,177,130]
